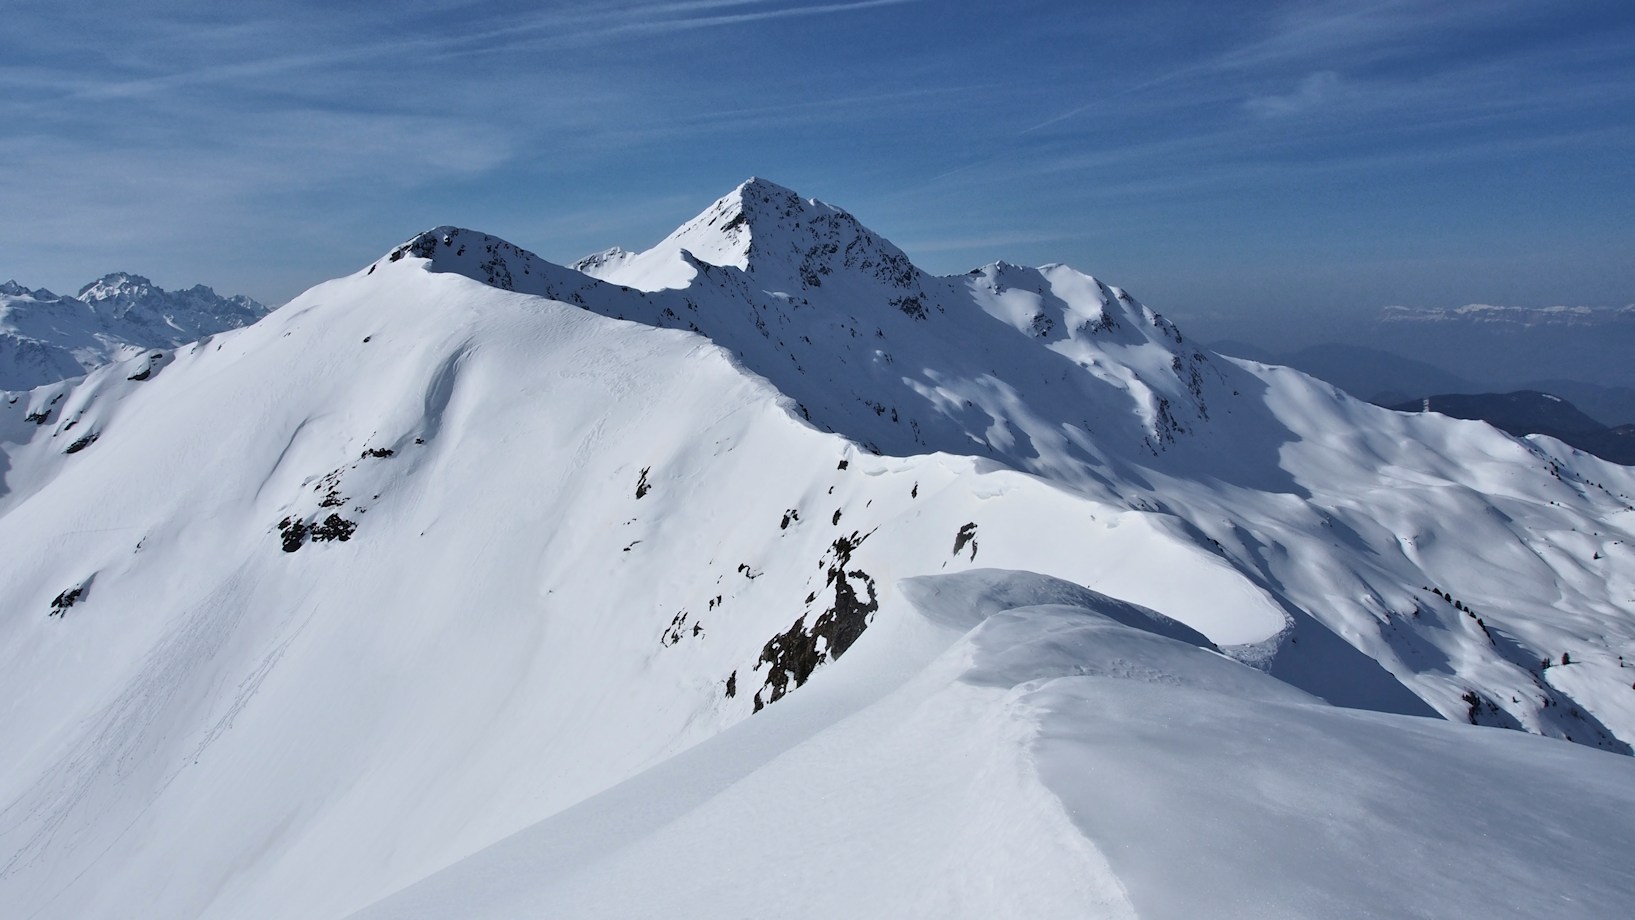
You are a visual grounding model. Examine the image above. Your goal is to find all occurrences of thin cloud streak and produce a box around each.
[3,0,921,106]
[920,2,1635,200]
[3,0,1630,318]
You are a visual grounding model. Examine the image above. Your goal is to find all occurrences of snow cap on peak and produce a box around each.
[0,279,57,300]
[78,272,156,302]
[601,177,926,296]
[72,271,266,324]
[657,177,817,271]
[736,175,802,199]
[384,225,593,297]
[386,225,548,270]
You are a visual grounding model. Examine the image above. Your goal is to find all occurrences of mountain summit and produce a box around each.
[576,177,927,300]
[2,180,1634,918]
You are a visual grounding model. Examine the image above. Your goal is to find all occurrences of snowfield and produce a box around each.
[2,179,1632,918]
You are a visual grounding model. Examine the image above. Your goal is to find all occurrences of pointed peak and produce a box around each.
[720,176,844,230]
[735,175,803,199]
[659,177,831,271]
[595,178,927,296]
[78,272,155,301]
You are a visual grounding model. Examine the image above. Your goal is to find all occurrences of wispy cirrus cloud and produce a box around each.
[1,0,1630,324]
[1244,71,1346,117]
[4,0,924,104]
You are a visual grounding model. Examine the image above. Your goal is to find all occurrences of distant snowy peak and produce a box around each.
[579,178,928,301]
[1,280,64,300]
[0,283,72,313]
[76,272,164,309]
[0,272,269,391]
[76,272,266,327]
[687,177,922,284]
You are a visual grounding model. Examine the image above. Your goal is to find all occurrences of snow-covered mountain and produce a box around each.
[0,273,267,390]
[2,178,1633,918]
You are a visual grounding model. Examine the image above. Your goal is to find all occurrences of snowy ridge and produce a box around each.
[0,273,268,390]
[2,180,1634,917]
[359,569,1635,920]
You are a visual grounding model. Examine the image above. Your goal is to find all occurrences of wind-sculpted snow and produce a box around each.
[898,567,1214,648]
[356,569,1635,920]
[2,179,1635,918]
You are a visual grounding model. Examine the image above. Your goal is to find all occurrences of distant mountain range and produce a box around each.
[0,274,267,390]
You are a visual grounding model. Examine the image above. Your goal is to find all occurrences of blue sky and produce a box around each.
[3,0,1632,342]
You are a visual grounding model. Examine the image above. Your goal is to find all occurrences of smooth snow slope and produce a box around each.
[2,179,1634,918]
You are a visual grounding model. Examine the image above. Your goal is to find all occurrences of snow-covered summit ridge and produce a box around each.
[383,225,576,294]
[377,194,1210,467]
